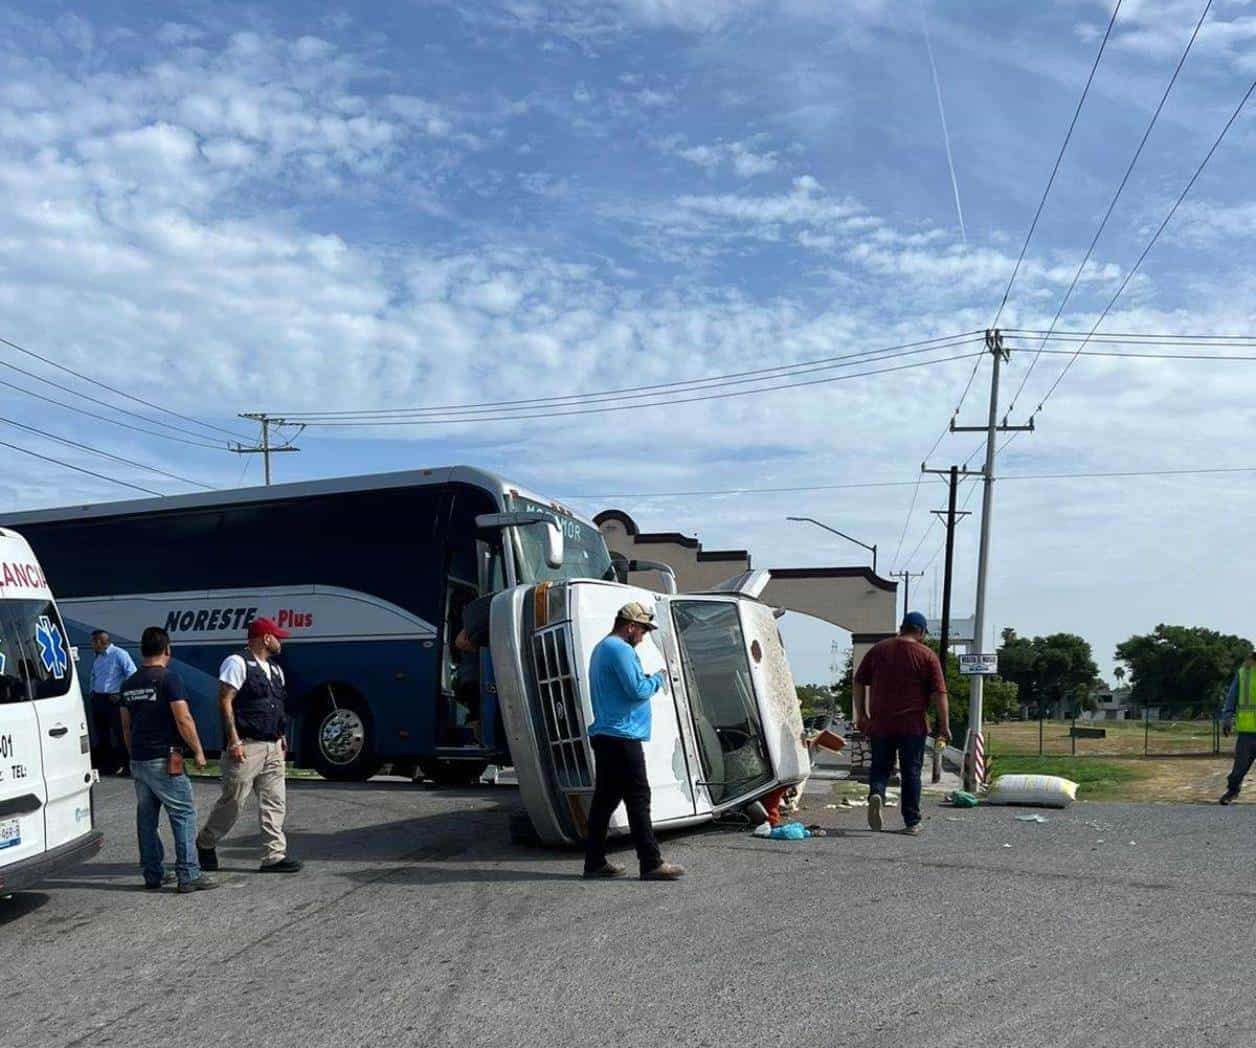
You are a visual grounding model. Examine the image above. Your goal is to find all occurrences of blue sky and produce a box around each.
[1,0,1254,683]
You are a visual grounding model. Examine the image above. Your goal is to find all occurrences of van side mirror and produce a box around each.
[476,511,565,570]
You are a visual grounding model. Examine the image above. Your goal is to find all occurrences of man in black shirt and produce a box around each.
[119,626,218,893]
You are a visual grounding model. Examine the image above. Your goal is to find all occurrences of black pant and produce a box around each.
[584,736,662,875]
[869,733,927,828]
[1227,733,1256,794]
[89,692,127,774]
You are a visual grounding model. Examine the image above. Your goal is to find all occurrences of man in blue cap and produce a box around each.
[853,611,949,835]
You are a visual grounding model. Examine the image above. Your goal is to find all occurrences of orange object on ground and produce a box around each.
[761,786,788,827]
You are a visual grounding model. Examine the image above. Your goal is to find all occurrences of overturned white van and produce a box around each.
[0,528,102,894]
[491,574,809,846]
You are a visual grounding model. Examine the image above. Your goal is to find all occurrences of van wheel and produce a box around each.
[312,691,382,782]
[418,759,488,786]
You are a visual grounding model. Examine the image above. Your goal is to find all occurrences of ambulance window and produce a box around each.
[0,600,74,701]
[0,609,28,704]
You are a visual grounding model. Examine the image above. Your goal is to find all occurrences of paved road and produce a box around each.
[5,776,1254,1048]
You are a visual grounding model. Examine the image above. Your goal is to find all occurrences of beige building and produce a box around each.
[594,509,898,678]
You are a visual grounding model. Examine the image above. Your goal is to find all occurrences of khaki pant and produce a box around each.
[196,740,287,864]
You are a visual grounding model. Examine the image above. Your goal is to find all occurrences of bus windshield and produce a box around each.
[508,498,615,584]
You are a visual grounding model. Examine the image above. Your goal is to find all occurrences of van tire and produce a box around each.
[311,689,382,782]
[418,758,488,786]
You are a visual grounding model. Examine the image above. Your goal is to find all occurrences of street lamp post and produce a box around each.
[786,516,878,575]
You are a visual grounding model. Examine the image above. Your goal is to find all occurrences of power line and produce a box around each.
[0,416,213,490]
[561,464,1256,500]
[1006,329,1256,343]
[1028,75,1256,422]
[1014,346,1256,362]
[1006,0,1214,414]
[0,334,246,441]
[990,0,1124,329]
[274,331,985,419]
[0,374,225,450]
[285,348,987,426]
[0,438,164,496]
[0,345,230,448]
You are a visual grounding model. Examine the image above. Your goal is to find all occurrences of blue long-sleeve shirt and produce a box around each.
[587,634,665,741]
[89,643,137,694]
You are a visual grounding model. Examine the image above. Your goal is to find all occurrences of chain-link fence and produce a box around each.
[985,704,1232,758]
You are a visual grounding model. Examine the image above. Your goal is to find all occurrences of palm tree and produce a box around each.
[1114,666,1126,688]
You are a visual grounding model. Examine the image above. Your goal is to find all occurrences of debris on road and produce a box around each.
[753,821,812,840]
[946,789,980,808]
[1015,814,1049,824]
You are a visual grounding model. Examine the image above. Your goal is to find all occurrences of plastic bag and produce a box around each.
[947,789,980,808]
[768,822,811,840]
[986,774,1078,809]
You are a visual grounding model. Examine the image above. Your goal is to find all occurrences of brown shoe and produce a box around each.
[582,862,628,880]
[641,861,685,881]
[867,794,883,832]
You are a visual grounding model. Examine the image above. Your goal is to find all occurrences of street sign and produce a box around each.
[959,653,999,676]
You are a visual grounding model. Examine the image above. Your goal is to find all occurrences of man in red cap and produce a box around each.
[196,617,302,873]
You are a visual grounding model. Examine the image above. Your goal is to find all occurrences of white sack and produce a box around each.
[986,773,1079,809]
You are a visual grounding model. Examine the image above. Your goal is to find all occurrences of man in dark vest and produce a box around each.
[196,617,302,873]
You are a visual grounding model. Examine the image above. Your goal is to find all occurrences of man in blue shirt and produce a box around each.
[583,601,685,882]
[89,629,137,776]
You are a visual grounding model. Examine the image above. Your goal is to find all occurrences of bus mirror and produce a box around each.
[475,511,565,570]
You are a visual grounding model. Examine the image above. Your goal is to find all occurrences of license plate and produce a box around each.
[0,818,19,851]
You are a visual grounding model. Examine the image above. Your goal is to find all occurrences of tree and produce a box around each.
[996,628,1100,717]
[1115,625,1251,715]
[796,683,837,717]
[1113,666,1126,688]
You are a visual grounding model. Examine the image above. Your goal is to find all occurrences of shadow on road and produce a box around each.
[0,891,51,924]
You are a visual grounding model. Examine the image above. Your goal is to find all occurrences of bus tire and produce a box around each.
[418,758,488,786]
[311,688,382,782]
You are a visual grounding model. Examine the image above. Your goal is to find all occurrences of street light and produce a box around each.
[786,516,878,575]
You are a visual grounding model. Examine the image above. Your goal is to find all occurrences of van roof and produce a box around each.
[0,465,596,529]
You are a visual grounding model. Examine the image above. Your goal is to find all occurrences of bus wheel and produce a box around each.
[418,759,488,786]
[313,691,382,782]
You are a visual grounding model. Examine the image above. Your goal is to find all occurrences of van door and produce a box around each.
[0,622,47,867]
[10,600,93,850]
[667,595,809,814]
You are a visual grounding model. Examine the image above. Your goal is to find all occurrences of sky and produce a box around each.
[0,0,1254,685]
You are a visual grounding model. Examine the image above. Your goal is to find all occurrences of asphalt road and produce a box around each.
[4,776,1254,1048]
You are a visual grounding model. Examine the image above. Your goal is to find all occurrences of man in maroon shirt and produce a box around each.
[853,611,950,835]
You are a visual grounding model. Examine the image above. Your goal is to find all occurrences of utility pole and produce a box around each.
[889,570,924,620]
[923,464,971,784]
[230,413,304,486]
[943,330,1034,791]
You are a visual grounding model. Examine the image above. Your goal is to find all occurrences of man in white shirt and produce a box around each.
[195,617,302,874]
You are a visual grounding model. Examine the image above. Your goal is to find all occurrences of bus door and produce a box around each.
[434,491,501,756]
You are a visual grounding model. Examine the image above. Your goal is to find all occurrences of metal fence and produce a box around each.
[985,704,1232,758]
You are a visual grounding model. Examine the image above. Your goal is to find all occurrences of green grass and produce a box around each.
[988,755,1151,799]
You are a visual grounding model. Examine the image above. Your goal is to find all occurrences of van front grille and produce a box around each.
[531,624,592,791]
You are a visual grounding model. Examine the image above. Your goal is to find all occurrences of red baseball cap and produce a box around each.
[248,616,290,640]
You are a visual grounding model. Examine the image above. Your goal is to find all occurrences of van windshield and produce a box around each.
[671,600,773,805]
[0,599,74,703]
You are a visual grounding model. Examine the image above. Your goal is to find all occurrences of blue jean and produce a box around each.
[868,733,927,828]
[131,759,200,886]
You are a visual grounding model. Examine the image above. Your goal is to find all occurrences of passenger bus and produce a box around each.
[3,467,609,784]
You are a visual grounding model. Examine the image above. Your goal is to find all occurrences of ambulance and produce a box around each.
[0,528,102,894]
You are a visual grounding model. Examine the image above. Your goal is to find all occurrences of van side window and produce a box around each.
[0,607,27,705]
[0,600,73,701]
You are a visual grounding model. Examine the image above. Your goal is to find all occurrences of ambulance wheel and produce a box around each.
[312,690,382,782]
[418,759,488,786]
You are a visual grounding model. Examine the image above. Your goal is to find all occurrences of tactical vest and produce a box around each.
[1236,664,1256,735]
[233,651,287,742]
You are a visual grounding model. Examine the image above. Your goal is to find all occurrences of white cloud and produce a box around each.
[658,134,781,176]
